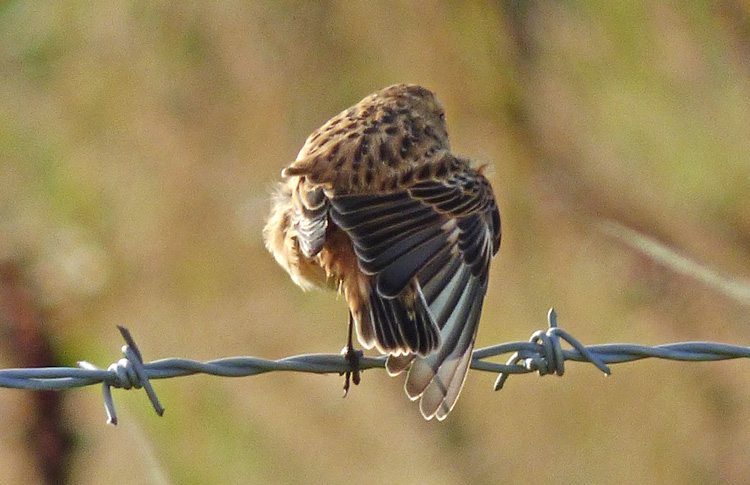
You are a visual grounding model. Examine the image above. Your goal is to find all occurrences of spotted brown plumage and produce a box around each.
[264,84,501,420]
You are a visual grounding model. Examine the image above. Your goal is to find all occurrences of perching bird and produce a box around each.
[264,84,501,420]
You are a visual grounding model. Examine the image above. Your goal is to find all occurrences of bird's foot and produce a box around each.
[341,344,363,397]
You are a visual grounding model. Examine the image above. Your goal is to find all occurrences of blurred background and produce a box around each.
[1,1,750,483]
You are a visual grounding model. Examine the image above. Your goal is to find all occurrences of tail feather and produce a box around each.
[401,260,486,420]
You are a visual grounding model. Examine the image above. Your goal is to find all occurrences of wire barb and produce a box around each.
[77,327,164,425]
[0,308,749,424]
[492,308,611,390]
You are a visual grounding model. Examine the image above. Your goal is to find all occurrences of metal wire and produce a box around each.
[0,308,748,425]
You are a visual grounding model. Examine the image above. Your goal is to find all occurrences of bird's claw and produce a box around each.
[341,345,363,397]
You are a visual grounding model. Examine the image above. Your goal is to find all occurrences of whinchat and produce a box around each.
[264,84,501,420]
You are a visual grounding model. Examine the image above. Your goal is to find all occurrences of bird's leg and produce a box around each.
[341,312,362,397]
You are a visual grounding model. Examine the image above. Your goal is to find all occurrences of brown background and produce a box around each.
[1,2,750,483]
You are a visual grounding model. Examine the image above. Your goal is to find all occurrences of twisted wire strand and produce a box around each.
[1,309,748,425]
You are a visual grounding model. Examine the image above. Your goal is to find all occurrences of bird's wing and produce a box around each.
[291,183,329,258]
[330,163,500,419]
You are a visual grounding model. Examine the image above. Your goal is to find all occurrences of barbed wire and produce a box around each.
[0,308,748,425]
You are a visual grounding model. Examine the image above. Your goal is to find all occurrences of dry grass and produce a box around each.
[1,1,749,483]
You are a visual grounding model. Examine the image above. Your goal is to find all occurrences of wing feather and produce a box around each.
[330,159,500,418]
[292,185,329,258]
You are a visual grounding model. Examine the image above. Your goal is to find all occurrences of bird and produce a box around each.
[263,83,501,420]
